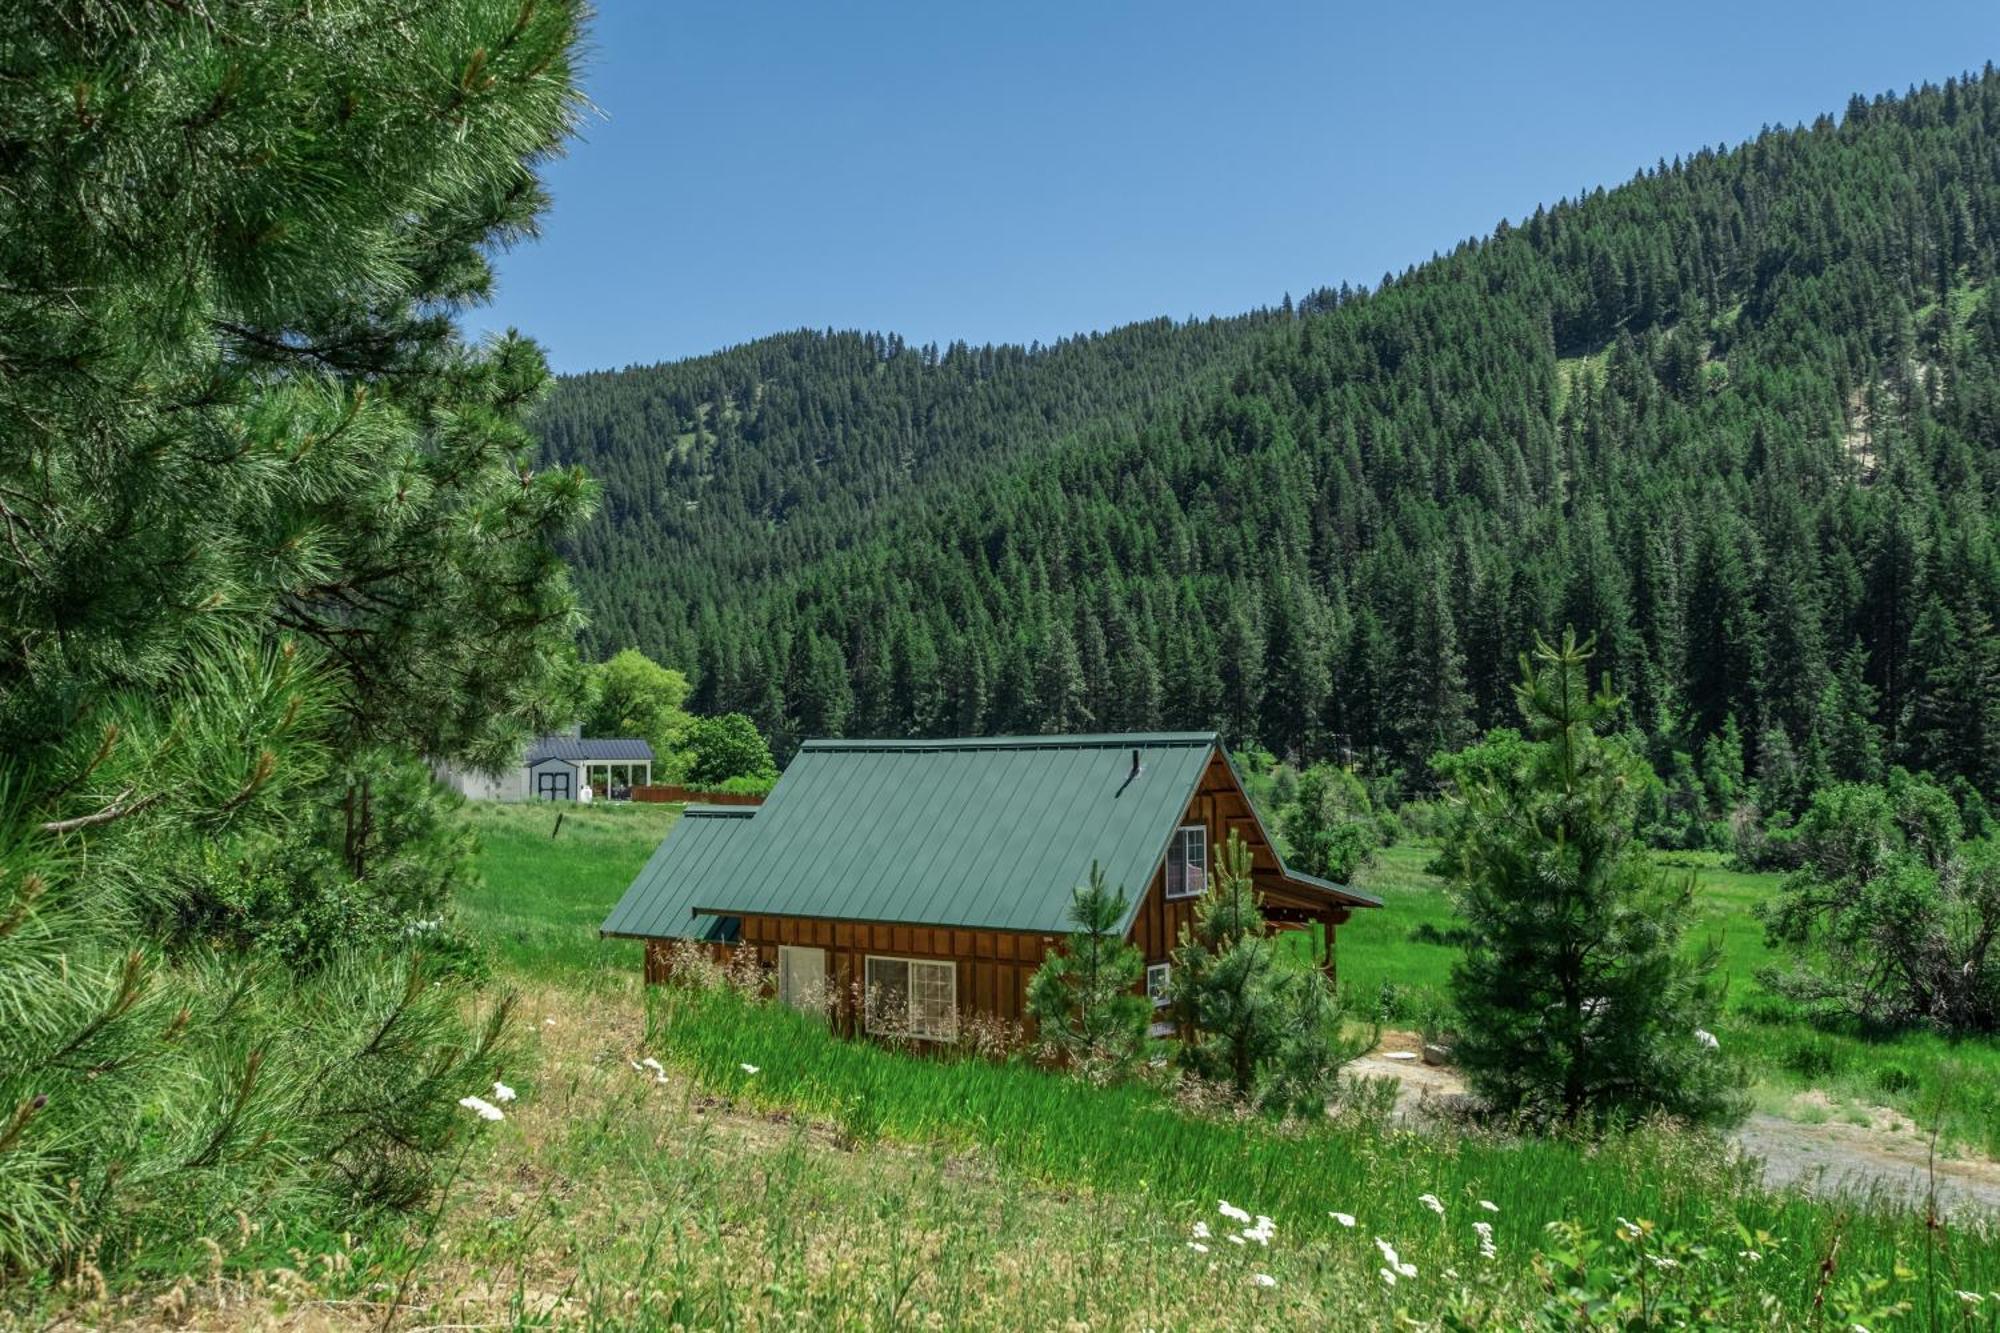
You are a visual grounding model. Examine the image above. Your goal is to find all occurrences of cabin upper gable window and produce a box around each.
[1165,824,1207,900]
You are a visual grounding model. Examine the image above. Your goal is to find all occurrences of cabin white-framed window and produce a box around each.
[1164,824,1208,899]
[863,955,958,1042]
[777,945,829,1020]
[1145,961,1172,1008]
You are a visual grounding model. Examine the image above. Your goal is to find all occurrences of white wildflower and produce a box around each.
[1738,1249,1764,1263]
[1252,1273,1277,1288]
[1418,1192,1445,1217]
[1219,1200,1251,1223]
[1695,1028,1720,1049]
[629,1060,643,1071]
[1957,1291,1984,1305]
[457,1095,504,1122]
[1378,1268,1397,1287]
[1473,1220,1496,1260]
[740,1063,760,1075]
[543,1017,556,1026]
[1478,1200,1499,1213]
[1187,1241,1209,1254]
[1445,1267,1460,1279]
[655,1071,670,1084]
[1330,1211,1356,1228]
[1192,1221,1211,1239]
[641,1057,664,1073]
[1241,1215,1275,1246]
[491,1081,516,1103]
[1227,1234,1247,1246]
[1374,1238,1416,1279]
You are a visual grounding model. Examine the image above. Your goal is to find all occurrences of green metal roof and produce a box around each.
[600,733,1220,937]
[600,806,753,941]
[698,733,1222,933]
[599,732,1380,942]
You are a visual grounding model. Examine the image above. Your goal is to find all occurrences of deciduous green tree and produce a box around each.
[1759,771,2000,1033]
[1279,764,1380,882]
[682,713,779,789]
[584,649,693,762]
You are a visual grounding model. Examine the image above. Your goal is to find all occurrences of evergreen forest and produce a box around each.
[540,72,2000,833]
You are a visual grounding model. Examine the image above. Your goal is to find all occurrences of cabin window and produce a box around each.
[1165,825,1207,899]
[1145,962,1172,1008]
[864,956,958,1042]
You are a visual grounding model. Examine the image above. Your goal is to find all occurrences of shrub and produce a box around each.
[1757,771,2000,1033]
[1874,1062,1919,1095]
[1781,1036,1845,1081]
[1730,805,1805,872]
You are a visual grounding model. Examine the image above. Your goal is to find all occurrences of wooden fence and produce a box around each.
[630,784,765,807]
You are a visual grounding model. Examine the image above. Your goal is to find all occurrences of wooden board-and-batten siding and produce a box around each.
[648,920,1051,1035]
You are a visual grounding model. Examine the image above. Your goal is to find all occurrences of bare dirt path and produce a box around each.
[1355,1033,2000,1217]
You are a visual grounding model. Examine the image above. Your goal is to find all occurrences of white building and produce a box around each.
[436,734,656,802]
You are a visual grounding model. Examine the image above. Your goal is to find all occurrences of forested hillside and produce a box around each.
[537,314,1284,652]
[544,72,2000,813]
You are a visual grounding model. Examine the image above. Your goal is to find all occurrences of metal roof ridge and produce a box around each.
[683,805,757,818]
[797,731,1220,753]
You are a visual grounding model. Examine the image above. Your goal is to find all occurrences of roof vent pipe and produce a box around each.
[1130,748,1141,778]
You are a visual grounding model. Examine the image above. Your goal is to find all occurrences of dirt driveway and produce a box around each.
[1354,1034,2000,1217]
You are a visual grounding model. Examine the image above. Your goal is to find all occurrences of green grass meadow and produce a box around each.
[456,798,675,976]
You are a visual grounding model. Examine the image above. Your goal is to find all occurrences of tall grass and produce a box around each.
[648,980,2000,1323]
[457,800,677,977]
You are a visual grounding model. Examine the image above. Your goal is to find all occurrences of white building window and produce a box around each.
[1145,962,1172,1008]
[864,956,958,1042]
[1165,825,1207,899]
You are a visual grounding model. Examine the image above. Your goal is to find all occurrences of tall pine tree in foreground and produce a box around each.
[1443,632,1743,1127]
[0,0,587,1284]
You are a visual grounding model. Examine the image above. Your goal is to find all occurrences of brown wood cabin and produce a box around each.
[599,732,1380,1043]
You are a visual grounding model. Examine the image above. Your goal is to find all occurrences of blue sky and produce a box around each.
[471,2,2000,374]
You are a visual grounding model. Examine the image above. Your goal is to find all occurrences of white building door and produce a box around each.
[777,946,828,1019]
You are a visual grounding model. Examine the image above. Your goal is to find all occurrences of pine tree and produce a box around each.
[1444,632,1742,1125]
[1820,645,1885,783]
[1025,864,1149,1080]
[1172,833,1286,1096]
[1170,831,1366,1107]
[0,0,586,1276]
